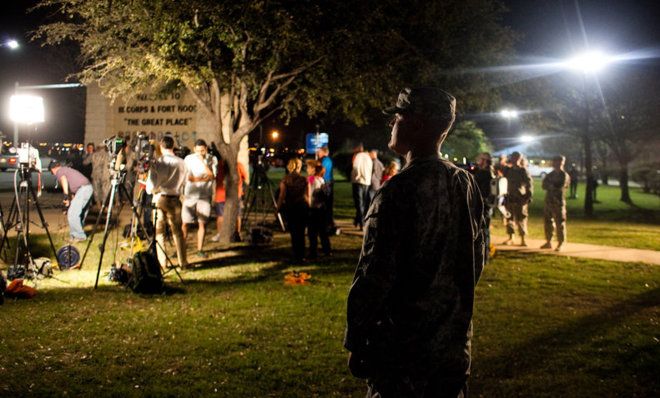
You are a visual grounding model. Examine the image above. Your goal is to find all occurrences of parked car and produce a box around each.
[0,153,18,171]
[528,164,553,178]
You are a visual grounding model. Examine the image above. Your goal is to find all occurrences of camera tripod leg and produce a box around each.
[0,196,18,259]
[28,182,58,265]
[0,202,9,261]
[94,180,121,289]
[80,183,115,270]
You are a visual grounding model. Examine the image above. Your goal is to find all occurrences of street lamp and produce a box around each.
[564,51,611,73]
[519,134,535,143]
[271,130,279,140]
[500,108,519,119]
[3,39,19,50]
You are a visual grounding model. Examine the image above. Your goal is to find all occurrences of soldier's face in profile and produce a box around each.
[388,113,411,155]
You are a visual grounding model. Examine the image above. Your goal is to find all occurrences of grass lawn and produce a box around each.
[1,230,659,397]
[0,166,658,396]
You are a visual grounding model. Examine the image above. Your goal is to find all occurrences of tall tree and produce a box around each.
[34,0,515,241]
[594,71,660,203]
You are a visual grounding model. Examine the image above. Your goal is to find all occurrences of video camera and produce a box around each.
[104,136,125,156]
[16,142,40,170]
[134,133,153,173]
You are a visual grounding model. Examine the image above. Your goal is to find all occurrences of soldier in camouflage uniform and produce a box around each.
[82,144,111,208]
[345,87,485,398]
[541,155,570,251]
[502,151,533,246]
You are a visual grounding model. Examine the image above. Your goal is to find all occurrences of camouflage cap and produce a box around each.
[383,87,456,120]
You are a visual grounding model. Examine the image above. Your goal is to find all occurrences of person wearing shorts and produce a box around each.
[182,139,217,258]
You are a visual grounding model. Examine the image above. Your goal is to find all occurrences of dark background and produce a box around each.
[0,0,658,148]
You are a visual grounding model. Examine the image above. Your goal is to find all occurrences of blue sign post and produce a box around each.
[305,132,329,155]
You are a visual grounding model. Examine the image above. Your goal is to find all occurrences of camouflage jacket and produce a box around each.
[504,166,533,204]
[542,169,570,207]
[83,150,111,180]
[345,156,485,378]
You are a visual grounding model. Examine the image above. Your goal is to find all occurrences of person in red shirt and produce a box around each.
[211,160,248,242]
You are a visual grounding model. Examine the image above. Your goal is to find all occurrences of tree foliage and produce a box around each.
[441,120,492,162]
[34,0,515,241]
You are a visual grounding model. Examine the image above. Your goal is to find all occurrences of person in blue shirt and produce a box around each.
[318,146,336,232]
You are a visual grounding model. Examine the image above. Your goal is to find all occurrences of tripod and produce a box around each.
[0,166,58,279]
[241,162,285,232]
[79,170,183,289]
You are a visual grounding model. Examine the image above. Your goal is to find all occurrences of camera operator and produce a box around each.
[145,136,188,269]
[48,161,94,242]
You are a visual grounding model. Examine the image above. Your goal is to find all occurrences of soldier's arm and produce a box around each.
[345,190,401,354]
[542,175,549,191]
[526,170,534,194]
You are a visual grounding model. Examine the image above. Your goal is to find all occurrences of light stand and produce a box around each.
[2,93,57,279]
[241,154,285,233]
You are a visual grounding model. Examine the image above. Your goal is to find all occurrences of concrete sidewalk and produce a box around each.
[335,220,660,266]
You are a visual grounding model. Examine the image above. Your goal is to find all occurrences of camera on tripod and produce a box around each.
[16,142,40,173]
[104,136,125,156]
[134,133,153,173]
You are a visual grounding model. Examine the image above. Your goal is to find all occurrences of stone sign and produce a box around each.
[85,83,249,167]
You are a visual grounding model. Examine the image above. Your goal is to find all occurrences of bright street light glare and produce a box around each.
[564,51,611,73]
[500,109,519,119]
[6,39,19,49]
[9,95,45,124]
[271,130,279,139]
[519,134,535,143]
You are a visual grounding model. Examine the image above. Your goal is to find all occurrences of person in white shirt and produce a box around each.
[182,139,217,258]
[146,136,188,269]
[351,144,373,229]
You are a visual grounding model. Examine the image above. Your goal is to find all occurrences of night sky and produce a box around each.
[0,0,658,145]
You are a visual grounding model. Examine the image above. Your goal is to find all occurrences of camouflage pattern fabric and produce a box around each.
[83,149,112,205]
[503,166,533,237]
[542,170,570,242]
[345,156,485,397]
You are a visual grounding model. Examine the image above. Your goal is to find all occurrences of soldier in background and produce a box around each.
[503,151,533,246]
[474,152,495,262]
[541,155,570,251]
[82,144,111,209]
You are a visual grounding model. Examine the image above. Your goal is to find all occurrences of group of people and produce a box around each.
[351,145,400,229]
[46,87,548,396]
[276,147,335,263]
[474,150,571,253]
[50,137,248,269]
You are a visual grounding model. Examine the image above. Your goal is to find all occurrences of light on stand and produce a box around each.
[9,95,45,124]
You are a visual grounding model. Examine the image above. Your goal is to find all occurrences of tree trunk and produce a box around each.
[582,134,594,217]
[220,157,241,244]
[619,162,632,204]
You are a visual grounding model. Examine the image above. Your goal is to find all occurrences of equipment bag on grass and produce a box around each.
[128,248,164,294]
